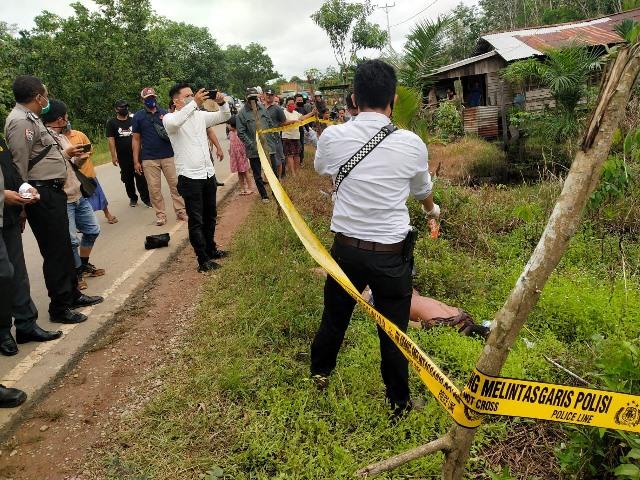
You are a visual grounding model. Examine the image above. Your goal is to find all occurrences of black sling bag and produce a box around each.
[332,123,397,198]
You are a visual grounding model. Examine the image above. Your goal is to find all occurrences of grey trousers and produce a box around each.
[0,223,37,334]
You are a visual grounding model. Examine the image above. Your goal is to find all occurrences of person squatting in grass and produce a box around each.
[310,59,441,421]
[163,83,230,273]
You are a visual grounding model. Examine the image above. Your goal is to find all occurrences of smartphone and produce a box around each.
[81,143,92,152]
[206,89,218,100]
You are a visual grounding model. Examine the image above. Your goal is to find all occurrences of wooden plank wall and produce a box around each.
[525,88,556,111]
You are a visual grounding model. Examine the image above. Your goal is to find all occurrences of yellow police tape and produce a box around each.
[254,133,640,434]
[463,370,640,431]
[257,115,339,134]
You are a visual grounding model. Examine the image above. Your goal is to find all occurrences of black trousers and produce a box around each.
[1,224,37,334]
[311,240,413,404]
[0,227,13,332]
[248,157,268,199]
[177,175,217,266]
[120,156,150,203]
[25,185,80,315]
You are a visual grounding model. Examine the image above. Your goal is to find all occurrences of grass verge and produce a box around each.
[97,148,639,479]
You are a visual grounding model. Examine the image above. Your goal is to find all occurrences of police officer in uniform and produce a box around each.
[0,135,64,357]
[4,76,103,324]
[0,151,28,407]
[310,60,441,419]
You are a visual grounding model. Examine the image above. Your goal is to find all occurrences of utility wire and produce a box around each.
[391,0,438,27]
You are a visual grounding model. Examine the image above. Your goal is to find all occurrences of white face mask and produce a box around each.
[184,96,194,106]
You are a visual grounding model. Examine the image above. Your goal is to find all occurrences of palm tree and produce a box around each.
[501,45,603,116]
[386,16,452,93]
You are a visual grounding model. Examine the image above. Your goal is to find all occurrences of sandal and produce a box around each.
[108,216,118,224]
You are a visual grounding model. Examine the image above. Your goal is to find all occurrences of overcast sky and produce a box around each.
[1,0,478,79]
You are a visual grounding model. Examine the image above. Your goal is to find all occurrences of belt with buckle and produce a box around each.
[31,179,65,189]
[335,233,404,253]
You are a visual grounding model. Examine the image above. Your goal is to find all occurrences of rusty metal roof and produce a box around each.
[482,8,640,61]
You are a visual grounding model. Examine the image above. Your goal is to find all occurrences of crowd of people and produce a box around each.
[0,63,486,422]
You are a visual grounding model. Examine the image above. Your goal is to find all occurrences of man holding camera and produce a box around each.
[132,87,186,226]
[235,87,275,202]
[163,84,231,272]
[4,75,103,325]
[310,60,440,420]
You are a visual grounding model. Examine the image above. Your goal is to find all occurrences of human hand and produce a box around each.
[4,190,35,206]
[216,148,224,161]
[214,91,225,105]
[422,203,440,219]
[194,88,209,108]
[111,156,119,166]
[134,160,143,175]
[64,144,85,158]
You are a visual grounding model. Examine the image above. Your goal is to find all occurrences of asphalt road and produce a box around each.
[0,124,233,423]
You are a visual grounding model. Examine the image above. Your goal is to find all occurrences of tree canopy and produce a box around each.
[0,0,278,135]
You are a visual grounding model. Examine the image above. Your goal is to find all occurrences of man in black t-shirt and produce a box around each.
[106,100,150,207]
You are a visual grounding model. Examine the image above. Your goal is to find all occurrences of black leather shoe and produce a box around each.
[50,309,87,324]
[0,333,18,356]
[72,294,104,308]
[16,324,63,344]
[197,260,221,272]
[211,249,228,260]
[0,385,27,408]
[216,180,225,187]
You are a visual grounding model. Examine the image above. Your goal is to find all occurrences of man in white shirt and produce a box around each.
[163,83,231,272]
[310,60,440,420]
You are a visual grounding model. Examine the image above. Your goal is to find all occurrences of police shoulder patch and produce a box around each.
[25,129,34,142]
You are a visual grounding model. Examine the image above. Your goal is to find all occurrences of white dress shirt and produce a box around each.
[163,101,231,179]
[314,111,433,244]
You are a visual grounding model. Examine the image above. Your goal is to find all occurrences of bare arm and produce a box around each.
[132,133,142,174]
[207,127,224,161]
[107,137,118,165]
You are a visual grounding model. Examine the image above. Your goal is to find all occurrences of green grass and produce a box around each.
[96,154,640,479]
[91,139,112,167]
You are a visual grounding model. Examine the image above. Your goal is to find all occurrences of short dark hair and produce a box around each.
[13,75,46,103]
[294,94,304,101]
[169,82,191,100]
[227,115,237,128]
[286,97,295,104]
[353,60,397,110]
[41,99,67,124]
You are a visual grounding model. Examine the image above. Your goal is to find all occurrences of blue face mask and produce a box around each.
[144,97,157,109]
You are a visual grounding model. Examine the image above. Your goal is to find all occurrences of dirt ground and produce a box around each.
[0,190,256,480]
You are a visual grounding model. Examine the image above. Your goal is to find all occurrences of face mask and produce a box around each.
[296,101,303,107]
[63,120,71,133]
[144,97,157,109]
[117,107,129,116]
[287,104,296,112]
[39,96,51,115]
[184,96,194,106]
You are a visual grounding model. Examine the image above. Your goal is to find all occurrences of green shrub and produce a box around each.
[434,101,463,140]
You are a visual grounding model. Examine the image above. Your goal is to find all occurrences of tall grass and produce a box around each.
[95,148,639,479]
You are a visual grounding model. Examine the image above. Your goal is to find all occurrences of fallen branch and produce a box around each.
[356,433,453,477]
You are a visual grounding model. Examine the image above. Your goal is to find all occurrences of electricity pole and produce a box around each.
[377,2,395,46]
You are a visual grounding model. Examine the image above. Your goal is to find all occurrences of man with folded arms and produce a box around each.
[163,84,231,272]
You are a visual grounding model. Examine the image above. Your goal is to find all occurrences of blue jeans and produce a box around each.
[67,197,100,268]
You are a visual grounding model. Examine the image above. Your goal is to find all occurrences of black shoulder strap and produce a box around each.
[334,123,397,194]
[28,144,52,172]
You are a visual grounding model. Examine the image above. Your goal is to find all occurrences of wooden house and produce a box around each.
[432,8,640,139]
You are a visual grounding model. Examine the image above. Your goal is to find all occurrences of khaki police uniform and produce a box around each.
[4,104,81,316]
